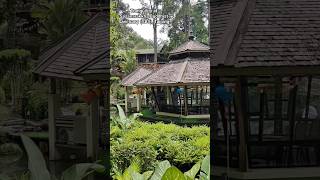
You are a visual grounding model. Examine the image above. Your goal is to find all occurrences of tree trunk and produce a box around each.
[153,22,158,63]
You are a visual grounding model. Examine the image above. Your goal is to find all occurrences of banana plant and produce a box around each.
[114,155,210,180]
[19,134,105,180]
[113,104,142,130]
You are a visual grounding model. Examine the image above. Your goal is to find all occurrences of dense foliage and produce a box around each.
[166,0,208,52]
[0,134,105,180]
[111,121,210,174]
[31,0,88,43]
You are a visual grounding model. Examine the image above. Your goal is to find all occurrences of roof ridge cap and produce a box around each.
[177,60,188,83]
[34,14,103,74]
[74,50,108,74]
[212,0,253,66]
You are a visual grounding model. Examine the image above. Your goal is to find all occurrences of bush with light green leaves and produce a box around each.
[111,121,209,174]
[114,155,210,180]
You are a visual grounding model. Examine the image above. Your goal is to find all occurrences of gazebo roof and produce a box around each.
[169,36,209,57]
[33,12,108,81]
[121,64,163,86]
[211,0,320,71]
[135,57,209,86]
[74,50,109,80]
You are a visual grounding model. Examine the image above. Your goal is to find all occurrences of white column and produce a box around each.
[143,89,147,105]
[137,92,141,112]
[86,97,99,161]
[166,87,170,105]
[125,86,129,113]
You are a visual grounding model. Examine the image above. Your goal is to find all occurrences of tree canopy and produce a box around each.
[166,0,208,52]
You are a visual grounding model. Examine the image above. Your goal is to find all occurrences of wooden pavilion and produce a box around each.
[33,12,109,162]
[134,35,210,119]
[211,0,320,179]
[121,64,163,113]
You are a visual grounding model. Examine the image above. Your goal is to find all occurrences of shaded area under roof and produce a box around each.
[211,0,320,68]
[33,12,108,81]
[135,57,210,86]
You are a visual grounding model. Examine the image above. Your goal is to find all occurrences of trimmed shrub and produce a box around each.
[110,121,209,173]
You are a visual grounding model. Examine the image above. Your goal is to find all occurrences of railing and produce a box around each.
[158,104,209,115]
[159,105,185,115]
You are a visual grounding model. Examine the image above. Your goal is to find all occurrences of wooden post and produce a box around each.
[305,76,312,119]
[234,77,249,172]
[259,88,265,142]
[288,83,297,165]
[274,77,283,135]
[125,86,129,113]
[87,96,99,161]
[48,78,60,160]
[184,86,188,116]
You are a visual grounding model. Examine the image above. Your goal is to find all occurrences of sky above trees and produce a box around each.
[122,0,169,41]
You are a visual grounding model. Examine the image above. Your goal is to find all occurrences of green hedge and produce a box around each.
[111,121,209,173]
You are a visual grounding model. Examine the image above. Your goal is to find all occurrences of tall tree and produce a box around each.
[139,0,179,63]
[167,0,208,51]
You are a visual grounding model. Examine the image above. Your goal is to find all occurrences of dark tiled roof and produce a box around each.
[33,12,108,80]
[74,50,109,75]
[121,67,153,87]
[211,0,320,68]
[135,57,210,86]
[121,64,164,86]
[170,39,209,56]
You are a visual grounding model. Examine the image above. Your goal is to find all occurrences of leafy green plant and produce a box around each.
[31,0,87,42]
[111,121,209,174]
[113,155,210,180]
[112,105,142,130]
[20,134,105,180]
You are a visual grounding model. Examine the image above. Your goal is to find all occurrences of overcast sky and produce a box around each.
[121,0,198,42]
[121,0,168,42]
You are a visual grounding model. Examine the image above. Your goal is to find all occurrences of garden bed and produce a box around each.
[111,121,210,174]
